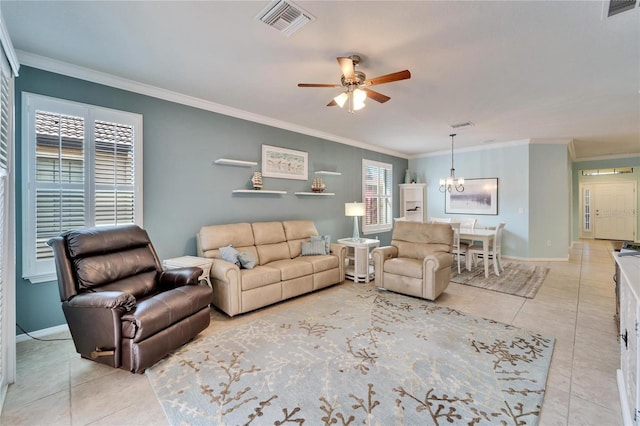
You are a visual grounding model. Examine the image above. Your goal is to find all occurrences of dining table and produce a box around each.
[458,228,496,278]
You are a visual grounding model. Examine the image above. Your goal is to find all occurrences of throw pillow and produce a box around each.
[219,245,240,266]
[301,240,326,256]
[238,251,257,269]
[310,235,330,254]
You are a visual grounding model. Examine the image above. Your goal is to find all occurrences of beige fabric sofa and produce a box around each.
[372,221,453,301]
[197,220,346,316]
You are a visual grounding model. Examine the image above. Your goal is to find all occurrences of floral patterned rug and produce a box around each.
[147,283,554,425]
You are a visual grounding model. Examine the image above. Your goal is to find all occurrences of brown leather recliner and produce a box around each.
[47,224,212,373]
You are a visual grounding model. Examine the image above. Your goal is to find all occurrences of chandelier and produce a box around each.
[333,87,366,113]
[439,133,464,193]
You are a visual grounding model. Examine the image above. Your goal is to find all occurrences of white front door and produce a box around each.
[594,182,637,240]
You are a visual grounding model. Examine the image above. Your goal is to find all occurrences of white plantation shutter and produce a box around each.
[362,159,393,234]
[22,94,142,283]
[94,120,135,225]
[0,45,16,404]
[34,111,85,260]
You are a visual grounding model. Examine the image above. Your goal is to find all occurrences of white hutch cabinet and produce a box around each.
[399,183,426,222]
[616,253,640,425]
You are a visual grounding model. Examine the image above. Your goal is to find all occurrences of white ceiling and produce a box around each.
[3,0,639,160]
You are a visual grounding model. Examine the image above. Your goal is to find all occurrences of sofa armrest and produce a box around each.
[63,291,135,368]
[422,251,453,272]
[372,246,398,287]
[159,267,202,290]
[66,291,136,311]
[329,243,347,279]
[209,258,242,316]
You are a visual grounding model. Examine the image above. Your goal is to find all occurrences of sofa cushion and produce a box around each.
[198,223,254,257]
[240,266,281,291]
[75,247,158,291]
[252,222,286,245]
[266,259,313,280]
[384,257,424,279]
[283,220,319,258]
[297,254,339,273]
[256,242,291,265]
[393,241,448,260]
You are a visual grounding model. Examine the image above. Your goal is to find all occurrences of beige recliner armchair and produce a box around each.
[372,221,453,301]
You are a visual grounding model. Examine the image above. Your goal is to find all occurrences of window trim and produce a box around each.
[361,159,393,234]
[21,93,143,283]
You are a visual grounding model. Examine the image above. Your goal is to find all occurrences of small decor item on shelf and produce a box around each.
[404,169,412,184]
[311,177,326,193]
[251,171,263,190]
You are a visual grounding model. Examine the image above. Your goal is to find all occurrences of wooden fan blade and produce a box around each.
[337,57,355,80]
[363,88,391,103]
[363,70,411,86]
[327,99,338,107]
[298,83,342,88]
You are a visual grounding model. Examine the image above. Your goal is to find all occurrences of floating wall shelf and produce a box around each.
[214,158,258,167]
[232,189,286,195]
[314,171,341,176]
[294,192,336,196]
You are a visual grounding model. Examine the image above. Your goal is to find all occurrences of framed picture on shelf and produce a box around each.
[261,145,308,180]
[445,177,498,215]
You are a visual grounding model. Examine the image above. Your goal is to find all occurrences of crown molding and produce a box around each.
[16,51,409,159]
[410,139,532,159]
[573,153,640,162]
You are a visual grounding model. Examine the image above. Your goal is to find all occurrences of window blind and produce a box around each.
[362,159,393,233]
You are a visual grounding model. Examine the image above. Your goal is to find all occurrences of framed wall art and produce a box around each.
[261,145,308,180]
[445,177,498,215]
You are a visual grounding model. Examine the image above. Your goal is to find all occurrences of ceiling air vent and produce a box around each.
[608,0,637,17]
[256,0,315,37]
[449,121,474,130]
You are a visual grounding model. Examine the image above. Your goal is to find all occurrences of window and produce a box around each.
[583,187,591,232]
[22,94,143,283]
[362,159,393,234]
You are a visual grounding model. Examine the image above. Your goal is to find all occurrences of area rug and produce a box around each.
[451,262,549,299]
[147,283,554,425]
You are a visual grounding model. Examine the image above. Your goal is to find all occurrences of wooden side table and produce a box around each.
[162,255,213,289]
[337,238,380,283]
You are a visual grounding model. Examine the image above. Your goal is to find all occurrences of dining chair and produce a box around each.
[468,222,506,276]
[454,218,478,245]
[450,222,468,274]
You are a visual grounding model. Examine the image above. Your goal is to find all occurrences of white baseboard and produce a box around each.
[16,324,69,343]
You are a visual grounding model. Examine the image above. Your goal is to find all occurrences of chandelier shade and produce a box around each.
[439,134,464,193]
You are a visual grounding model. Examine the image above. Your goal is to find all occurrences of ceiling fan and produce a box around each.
[298,55,411,113]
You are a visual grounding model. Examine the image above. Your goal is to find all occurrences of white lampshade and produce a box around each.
[334,92,349,108]
[345,202,365,217]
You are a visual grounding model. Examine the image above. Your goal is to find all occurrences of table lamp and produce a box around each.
[345,202,366,241]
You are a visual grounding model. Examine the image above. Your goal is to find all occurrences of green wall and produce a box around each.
[14,66,408,333]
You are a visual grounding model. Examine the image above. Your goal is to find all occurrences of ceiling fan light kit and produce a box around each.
[298,54,411,113]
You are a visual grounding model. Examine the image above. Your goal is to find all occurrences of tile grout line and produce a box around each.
[566,244,584,422]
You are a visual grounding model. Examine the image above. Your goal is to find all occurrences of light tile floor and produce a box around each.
[0,239,623,425]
